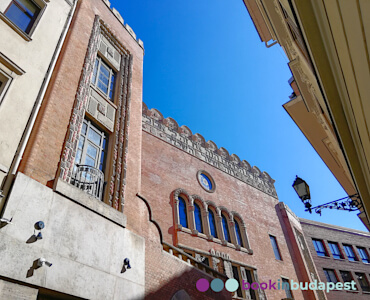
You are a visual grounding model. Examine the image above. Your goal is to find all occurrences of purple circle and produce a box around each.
[196,278,209,292]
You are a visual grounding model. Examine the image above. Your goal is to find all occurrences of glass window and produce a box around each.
[282,278,293,299]
[232,266,243,298]
[5,0,40,34]
[194,203,203,233]
[222,214,230,242]
[312,239,328,257]
[343,245,358,261]
[178,197,187,228]
[323,269,338,283]
[357,247,370,264]
[91,57,116,100]
[235,220,243,247]
[355,273,370,292]
[208,209,217,238]
[75,120,107,172]
[328,242,343,259]
[270,235,282,260]
[340,271,355,288]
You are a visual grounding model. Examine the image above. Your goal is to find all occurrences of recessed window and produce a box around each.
[91,56,116,100]
[323,269,338,283]
[270,235,282,260]
[178,196,188,228]
[232,266,243,298]
[194,202,203,233]
[355,272,370,292]
[312,239,328,257]
[197,170,215,192]
[208,209,218,238]
[221,214,231,243]
[4,0,40,34]
[340,271,356,289]
[343,244,358,262]
[328,242,343,259]
[357,247,369,264]
[281,278,293,299]
[0,69,12,105]
[235,219,244,247]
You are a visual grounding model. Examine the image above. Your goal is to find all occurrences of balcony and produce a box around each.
[71,165,105,200]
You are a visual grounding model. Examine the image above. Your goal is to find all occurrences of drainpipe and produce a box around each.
[0,0,78,214]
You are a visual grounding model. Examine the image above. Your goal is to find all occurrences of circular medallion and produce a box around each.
[197,170,215,192]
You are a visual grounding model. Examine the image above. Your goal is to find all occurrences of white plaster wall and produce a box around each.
[0,173,145,299]
[0,0,71,175]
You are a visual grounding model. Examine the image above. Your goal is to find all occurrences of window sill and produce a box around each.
[317,255,330,259]
[348,260,360,263]
[0,13,32,41]
[90,84,117,108]
[54,178,126,227]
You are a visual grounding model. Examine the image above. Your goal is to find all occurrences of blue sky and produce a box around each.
[111,0,366,231]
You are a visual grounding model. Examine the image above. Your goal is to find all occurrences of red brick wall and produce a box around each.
[141,130,305,300]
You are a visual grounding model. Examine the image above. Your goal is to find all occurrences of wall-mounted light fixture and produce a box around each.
[37,258,52,267]
[0,217,13,225]
[124,258,131,269]
[33,221,44,240]
[292,176,362,215]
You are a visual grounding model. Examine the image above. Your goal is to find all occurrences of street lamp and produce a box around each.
[292,176,312,213]
[292,176,362,215]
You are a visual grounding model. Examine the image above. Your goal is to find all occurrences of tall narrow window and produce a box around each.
[178,197,188,228]
[270,235,282,260]
[328,242,343,259]
[91,57,116,100]
[343,245,358,261]
[232,266,243,298]
[323,269,338,283]
[357,247,370,263]
[222,214,231,243]
[312,239,328,257]
[282,278,293,299]
[235,220,244,247]
[340,270,356,289]
[208,209,218,238]
[5,0,40,34]
[194,203,203,233]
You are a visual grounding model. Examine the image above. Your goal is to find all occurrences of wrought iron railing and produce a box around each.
[71,165,105,200]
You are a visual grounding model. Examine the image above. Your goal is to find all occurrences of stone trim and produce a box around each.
[143,104,278,198]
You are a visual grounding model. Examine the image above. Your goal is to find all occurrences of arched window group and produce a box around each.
[173,189,251,251]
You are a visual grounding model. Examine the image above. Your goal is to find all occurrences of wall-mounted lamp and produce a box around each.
[33,221,44,240]
[37,258,52,268]
[292,175,362,215]
[0,217,13,225]
[124,258,131,269]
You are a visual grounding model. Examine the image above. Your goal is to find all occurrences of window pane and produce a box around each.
[324,269,338,283]
[328,242,342,259]
[357,247,369,263]
[313,239,327,257]
[86,144,98,159]
[91,59,99,84]
[97,79,108,94]
[208,210,217,238]
[232,266,243,298]
[5,4,32,32]
[99,63,110,78]
[194,203,203,233]
[17,0,39,16]
[270,235,282,260]
[81,122,87,135]
[109,73,115,99]
[343,245,357,261]
[84,155,95,167]
[356,273,370,292]
[78,136,85,149]
[222,215,230,242]
[179,197,187,228]
[88,128,101,146]
[75,149,82,164]
[282,278,293,299]
[235,221,243,247]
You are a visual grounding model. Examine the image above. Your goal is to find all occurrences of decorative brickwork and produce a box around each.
[142,104,278,198]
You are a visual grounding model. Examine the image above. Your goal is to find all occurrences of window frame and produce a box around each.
[312,239,328,257]
[323,268,338,283]
[269,235,282,261]
[208,207,218,239]
[0,68,12,105]
[343,244,359,262]
[221,212,231,244]
[193,201,203,233]
[178,196,188,229]
[328,241,343,259]
[91,56,116,101]
[281,277,294,299]
[1,0,45,40]
[355,272,370,292]
[340,270,356,290]
[357,247,370,264]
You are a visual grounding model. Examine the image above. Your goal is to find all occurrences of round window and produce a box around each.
[197,171,215,192]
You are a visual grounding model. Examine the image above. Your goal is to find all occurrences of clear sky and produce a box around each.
[111,0,366,231]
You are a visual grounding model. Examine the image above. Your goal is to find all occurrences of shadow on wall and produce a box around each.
[145,268,233,300]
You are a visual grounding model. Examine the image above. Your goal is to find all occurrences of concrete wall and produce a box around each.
[0,0,72,185]
[0,172,145,300]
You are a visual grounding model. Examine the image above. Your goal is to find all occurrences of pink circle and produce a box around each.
[196,278,210,292]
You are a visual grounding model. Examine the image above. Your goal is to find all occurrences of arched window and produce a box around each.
[208,209,218,238]
[222,214,231,243]
[179,196,188,228]
[235,220,243,247]
[194,203,203,233]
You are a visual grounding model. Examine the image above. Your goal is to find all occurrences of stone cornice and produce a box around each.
[142,103,278,199]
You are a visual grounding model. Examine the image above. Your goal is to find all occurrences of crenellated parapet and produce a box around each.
[142,103,278,198]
